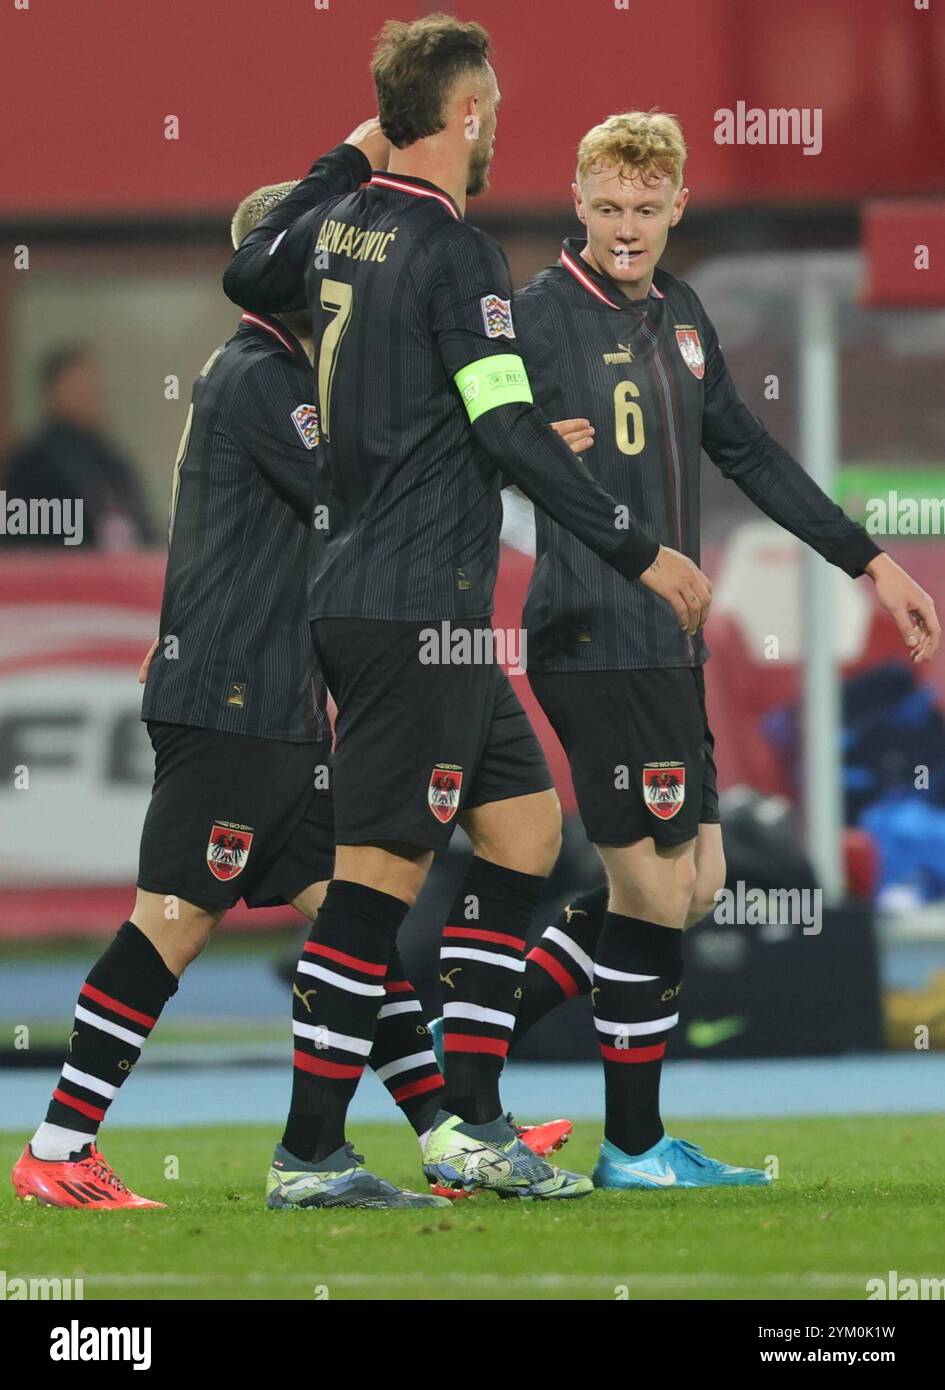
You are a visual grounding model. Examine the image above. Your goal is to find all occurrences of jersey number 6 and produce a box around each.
[614,380,645,457]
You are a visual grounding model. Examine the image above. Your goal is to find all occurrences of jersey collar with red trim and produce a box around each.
[558,237,665,309]
[367,171,461,220]
[239,311,307,358]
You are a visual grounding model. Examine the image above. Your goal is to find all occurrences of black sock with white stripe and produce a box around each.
[510,884,608,1047]
[440,856,544,1125]
[369,946,444,1138]
[282,880,407,1163]
[593,912,683,1157]
[32,922,179,1160]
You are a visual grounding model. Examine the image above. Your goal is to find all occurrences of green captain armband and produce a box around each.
[454,355,533,423]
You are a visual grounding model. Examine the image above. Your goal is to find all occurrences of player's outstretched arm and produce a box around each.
[699,311,881,579]
[864,553,940,663]
[222,121,390,314]
[700,336,940,657]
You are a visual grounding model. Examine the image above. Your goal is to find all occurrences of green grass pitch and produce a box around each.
[3,1116,943,1301]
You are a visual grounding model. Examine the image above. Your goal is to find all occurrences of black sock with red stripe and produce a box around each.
[41,921,178,1143]
[369,946,444,1137]
[439,856,544,1125]
[282,880,406,1163]
[593,912,683,1156]
[510,884,608,1048]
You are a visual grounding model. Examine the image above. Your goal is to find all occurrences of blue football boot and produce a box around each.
[428,1014,445,1070]
[593,1134,771,1189]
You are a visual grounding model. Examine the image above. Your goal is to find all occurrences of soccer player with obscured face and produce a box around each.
[501,110,939,1190]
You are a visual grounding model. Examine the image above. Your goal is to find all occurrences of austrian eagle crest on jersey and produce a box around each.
[675,326,705,380]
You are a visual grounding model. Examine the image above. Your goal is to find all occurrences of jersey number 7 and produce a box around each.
[318,279,353,443]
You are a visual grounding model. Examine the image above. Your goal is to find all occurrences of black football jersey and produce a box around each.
[515,238,880,670]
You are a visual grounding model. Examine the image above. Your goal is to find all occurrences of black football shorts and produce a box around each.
[311,618,553,851]
[528,665,719,847]
[137,722,335,911]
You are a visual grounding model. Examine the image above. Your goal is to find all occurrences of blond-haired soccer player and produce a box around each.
[504,110,939,1190]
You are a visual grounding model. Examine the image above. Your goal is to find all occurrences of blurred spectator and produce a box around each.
[1,343,155,549]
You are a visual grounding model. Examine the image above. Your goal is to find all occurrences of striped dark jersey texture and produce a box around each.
[223,145,661,624]
[515,238,881,671]
[142,312,329,742]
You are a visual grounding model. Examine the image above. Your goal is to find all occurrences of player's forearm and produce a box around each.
[474,402,659,580]
[725,433,881,577]
[702,359,881,576]
[222,143,371,313]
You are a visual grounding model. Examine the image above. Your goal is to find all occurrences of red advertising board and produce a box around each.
[1,0,942,216]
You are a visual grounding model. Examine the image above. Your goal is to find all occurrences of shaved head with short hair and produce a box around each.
[230,181,299,250]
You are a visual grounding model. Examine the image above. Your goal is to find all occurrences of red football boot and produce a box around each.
[515,1118,573,1156]
[12,1143,166,1209]
[428,1182,479,1201]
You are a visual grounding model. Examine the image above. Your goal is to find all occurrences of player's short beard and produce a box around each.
[466,142,492,198]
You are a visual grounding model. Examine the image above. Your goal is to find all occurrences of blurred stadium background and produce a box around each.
[2,0,944,1133]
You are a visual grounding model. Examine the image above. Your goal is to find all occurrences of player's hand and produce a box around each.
[137,638,159,685]
[344,117,390,171]
[639,545,712,635]
[551,418,595,456]
[866,553,940,663]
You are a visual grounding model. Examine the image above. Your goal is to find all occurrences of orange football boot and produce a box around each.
[516,1118,573,1156]
[12,1143,165,1209]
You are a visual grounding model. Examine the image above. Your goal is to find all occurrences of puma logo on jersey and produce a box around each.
[440,967,463,989]
[563,904,588,924]
[293,985,318,1013]
[603,342,634,365]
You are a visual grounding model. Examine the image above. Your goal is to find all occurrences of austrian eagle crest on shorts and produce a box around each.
[428,764,463,824]
[206,821,254,880]
[642,762,686,820]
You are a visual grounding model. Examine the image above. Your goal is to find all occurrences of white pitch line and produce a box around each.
[79,1270,879,1291]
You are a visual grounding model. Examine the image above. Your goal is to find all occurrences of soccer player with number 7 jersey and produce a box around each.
[506,111,939,1190]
